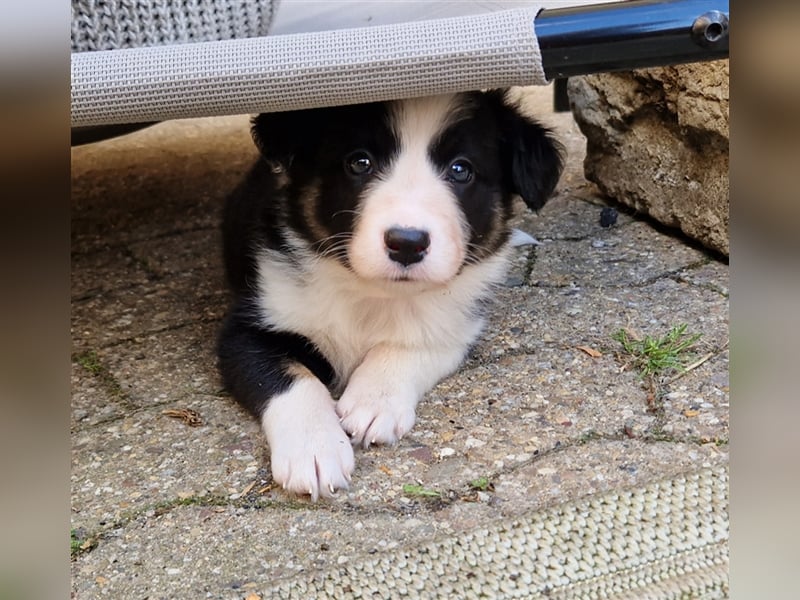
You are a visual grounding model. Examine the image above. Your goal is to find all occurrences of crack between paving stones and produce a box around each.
[71,424,728,562]
[71,490,409,561]
[669,271,729,298]
[73,273,226,305]
[522,245,537,284]
[71,395,225,432]
[635,259,712,287]
[528,257,726,296]
[73,316,224,351]
[71,224,220,259]
[623,337,729,441]
[72,350,139,414]
[469,326,727,369]
[484,430,727,488]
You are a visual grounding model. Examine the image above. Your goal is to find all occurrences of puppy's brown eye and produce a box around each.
[346,151,373,176]
[448,159,473,184]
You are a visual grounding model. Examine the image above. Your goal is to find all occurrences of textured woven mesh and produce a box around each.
[71,0,280,52]
[267,466,729,599]
[70,5,547,127]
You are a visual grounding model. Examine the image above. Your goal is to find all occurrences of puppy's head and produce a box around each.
[252,91,563,284]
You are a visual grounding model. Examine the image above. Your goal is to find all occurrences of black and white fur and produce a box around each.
[217,91,563,500]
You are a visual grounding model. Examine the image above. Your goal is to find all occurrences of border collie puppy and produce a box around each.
[217,90,563,500]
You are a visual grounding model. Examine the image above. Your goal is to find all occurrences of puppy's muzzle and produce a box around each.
[384,227,430,266]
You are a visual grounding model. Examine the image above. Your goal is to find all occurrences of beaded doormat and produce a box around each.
[268,466,729,599]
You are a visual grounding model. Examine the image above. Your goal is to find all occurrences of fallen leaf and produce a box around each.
[245,594,262,600]
[95,576,108,586]
[379,465,393,476]
[240,481,256,496]
[684,409,700,417]
[577,345,602,358]
[162,408,203,427]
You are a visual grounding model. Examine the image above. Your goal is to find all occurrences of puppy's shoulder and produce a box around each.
[222,159,288,295]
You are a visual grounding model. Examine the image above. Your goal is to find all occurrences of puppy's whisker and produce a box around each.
[330,209,360,220]
[464,241,495,262]
[313,233,352,249]
[315,235,353,262]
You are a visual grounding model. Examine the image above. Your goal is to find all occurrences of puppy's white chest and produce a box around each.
[255,254,503,382]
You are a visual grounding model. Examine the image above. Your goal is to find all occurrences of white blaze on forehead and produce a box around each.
[390,95,466,158]
[348,95,470,283]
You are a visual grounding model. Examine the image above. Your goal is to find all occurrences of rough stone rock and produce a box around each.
[567,60,729,255]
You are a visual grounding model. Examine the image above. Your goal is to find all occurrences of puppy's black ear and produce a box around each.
[492,91,565,211]
[250,110,318,170]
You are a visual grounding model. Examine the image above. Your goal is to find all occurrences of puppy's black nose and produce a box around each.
[384,227,430,266]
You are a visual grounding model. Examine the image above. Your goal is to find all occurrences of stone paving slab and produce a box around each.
[71,440,723,600]
[70,86,728,599]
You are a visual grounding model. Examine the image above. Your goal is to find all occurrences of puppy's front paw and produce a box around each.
[262,378,355,501]
[336,381,417,448]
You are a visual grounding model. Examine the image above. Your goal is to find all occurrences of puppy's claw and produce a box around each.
[329,483,336,494]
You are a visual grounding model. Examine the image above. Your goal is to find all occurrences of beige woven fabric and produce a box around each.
[71,0,279,51]
[70,5,547,127]
[267,466,729,598]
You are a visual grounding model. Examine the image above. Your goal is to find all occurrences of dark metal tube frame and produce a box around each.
[536,0,729,79]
